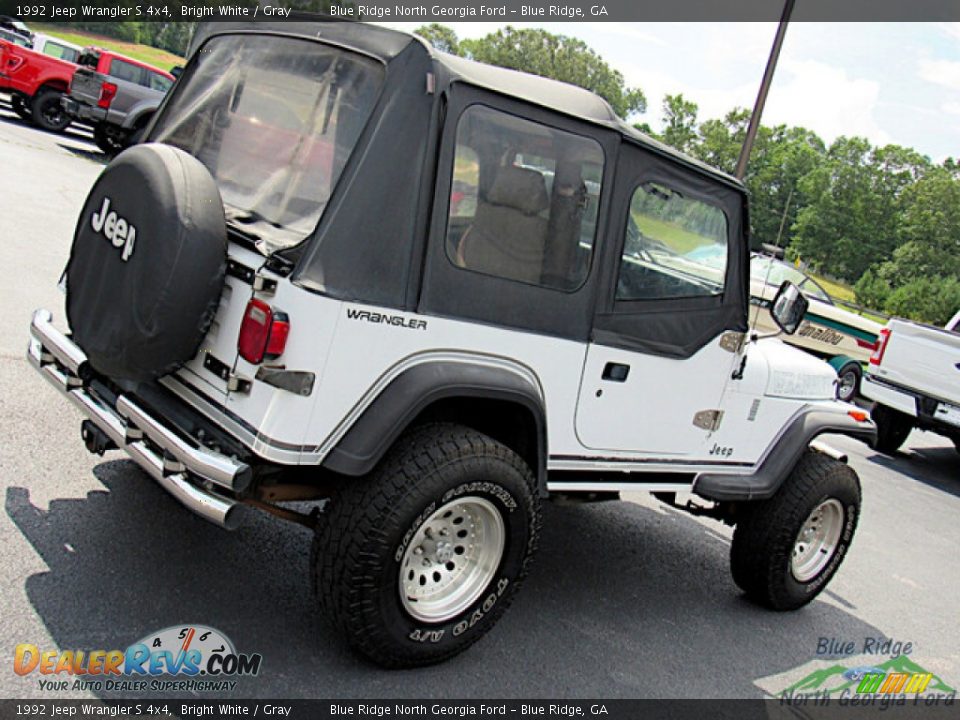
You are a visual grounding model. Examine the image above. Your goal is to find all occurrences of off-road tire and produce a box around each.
[30,89,70,132]
[870,404,913,455]
[835,361,862,403]
[730,450,860,611]
[11,94,31,120]
[312,423,540,668]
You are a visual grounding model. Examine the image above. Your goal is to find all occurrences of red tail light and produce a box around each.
[869,328,890,366]
[238,299,290,365]
[98,81,117,109]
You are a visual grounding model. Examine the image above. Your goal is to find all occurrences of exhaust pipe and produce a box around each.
[125,440,247,530]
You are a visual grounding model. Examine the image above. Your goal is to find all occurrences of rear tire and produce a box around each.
[730,450,860,611]
[312,423,540,668]
[93,123,126,155]
[870,404,913,455]
[11,94,31,120]
[835,361,862,403]
[30,89,70,132]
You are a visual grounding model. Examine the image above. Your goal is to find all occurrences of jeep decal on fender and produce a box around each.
[90,196,137,262]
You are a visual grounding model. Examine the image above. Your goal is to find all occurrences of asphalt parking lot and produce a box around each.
[1,97,958,701]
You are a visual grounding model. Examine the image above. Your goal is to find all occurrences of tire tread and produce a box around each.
[731,450,860,610]
[312,423,539,667]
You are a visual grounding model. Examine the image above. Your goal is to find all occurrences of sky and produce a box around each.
[378,22,960,163]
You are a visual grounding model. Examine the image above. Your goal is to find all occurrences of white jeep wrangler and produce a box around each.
[28,20,876,668]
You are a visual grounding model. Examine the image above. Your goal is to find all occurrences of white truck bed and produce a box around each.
[863,317,960,435]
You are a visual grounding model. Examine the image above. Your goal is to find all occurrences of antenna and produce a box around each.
[737,0,796,340]
[735,0,796,180]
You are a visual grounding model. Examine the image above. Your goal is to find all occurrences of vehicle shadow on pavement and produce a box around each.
[0,101,96,148]
[867,445,960,499]
[57,144,109,165]
[7,460,889,699]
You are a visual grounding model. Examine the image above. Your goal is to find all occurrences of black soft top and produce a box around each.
[188,19,744,192]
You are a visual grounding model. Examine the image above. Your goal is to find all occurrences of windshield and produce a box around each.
[151,34,384,255]
[750,255,831,303]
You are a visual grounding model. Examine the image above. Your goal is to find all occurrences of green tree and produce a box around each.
[695,108,750,175]
[884,276,960,326]
[853,268,892,310]
[790,138,926,281]
[745,125,825,250]
[413,24,461,55]
[460,26,646,118]
[882,167,960,283]
[660,94,699,154]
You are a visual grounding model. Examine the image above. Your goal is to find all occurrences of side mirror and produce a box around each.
[771,281,809,335]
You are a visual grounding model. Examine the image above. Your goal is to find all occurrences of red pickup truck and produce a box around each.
[0,39,169,134]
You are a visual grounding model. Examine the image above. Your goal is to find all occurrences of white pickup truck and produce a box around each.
[861,314,960,454]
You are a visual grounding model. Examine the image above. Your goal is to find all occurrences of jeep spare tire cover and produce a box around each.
[66,143,227,383]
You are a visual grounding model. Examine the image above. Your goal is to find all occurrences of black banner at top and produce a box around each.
[2,0,960,22]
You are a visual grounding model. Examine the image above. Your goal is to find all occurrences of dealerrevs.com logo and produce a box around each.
[13,625,262,693]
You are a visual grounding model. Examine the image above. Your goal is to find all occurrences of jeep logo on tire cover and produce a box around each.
[90,196,137,262]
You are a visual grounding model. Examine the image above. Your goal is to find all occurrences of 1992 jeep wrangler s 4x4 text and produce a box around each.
[28,20,876,668]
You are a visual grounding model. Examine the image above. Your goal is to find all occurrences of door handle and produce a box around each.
[602,362,630,382]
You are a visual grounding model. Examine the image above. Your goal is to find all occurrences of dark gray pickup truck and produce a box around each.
[62,47,176,153]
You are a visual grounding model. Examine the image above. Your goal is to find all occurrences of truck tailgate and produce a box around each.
[873,319,960,404]
[70,67,105,104]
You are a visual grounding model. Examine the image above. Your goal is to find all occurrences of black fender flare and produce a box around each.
[322,361,548,492]
[694,408,877,502]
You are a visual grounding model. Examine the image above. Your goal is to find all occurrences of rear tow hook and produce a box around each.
[81,419,118,456]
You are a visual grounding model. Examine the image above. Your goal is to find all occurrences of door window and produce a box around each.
[445,105,604,292]
[617,182,728,301]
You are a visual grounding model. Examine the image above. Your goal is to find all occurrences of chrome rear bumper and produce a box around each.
[27,309,251,529]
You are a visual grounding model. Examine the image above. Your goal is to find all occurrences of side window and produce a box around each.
[445,105,604,292]
[109,58,145,85]
[617,182,728,301]
[43,42,78,63]
[149,72,173,93]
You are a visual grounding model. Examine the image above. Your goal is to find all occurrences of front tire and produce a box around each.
[313,423,540,668]
[30,89,71,132]
[835,361,862,403]
[870,404,913,455]
[730,450,860,611]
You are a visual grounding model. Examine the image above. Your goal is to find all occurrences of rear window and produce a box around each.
[151,34,384,255]
[78,51,100,68]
